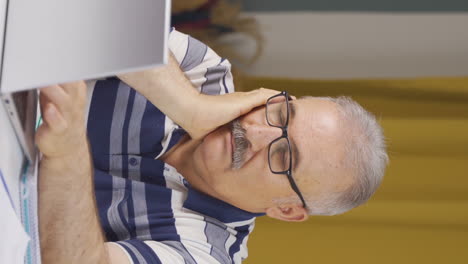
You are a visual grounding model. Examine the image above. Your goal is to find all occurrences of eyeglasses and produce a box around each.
[266,91,308,209]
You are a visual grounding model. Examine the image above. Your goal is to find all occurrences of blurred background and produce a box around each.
[171,1,468,263]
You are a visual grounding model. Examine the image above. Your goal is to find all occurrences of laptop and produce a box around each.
[0,90,36,164]
[0,0,170,93]
[0,0,170,163]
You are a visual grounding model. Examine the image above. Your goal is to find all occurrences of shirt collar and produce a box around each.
[183,187,265,223]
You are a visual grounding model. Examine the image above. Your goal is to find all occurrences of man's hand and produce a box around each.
[186,88,280,139]
[118,53,280,140]
[37,81,112,264]
[35,81,88,160]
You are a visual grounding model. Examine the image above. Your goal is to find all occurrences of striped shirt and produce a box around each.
[85,29,263,264]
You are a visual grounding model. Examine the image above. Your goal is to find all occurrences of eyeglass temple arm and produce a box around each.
[286,171,307,208]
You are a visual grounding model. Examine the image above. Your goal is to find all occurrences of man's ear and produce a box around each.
[265,205,309,222]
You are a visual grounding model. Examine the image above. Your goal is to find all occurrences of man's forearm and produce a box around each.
[39,140,109,264]
[118,53,203,138]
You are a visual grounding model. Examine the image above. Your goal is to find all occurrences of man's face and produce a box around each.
[192,97,352,213]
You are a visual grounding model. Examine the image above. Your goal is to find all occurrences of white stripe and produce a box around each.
[132,181,151,240]
[169,29,232,95]
[144,241,185,263]
[179,241,220,264]
[225,218,256,229]
[164,169,207,250]
[155,117,177,159]
[185,45,222,91]
[162,167,222,264]
[215,66,226,94]
[119,242,147,264]
[224,234,237,259]
[185,66,208,91]
[107,178,130,240]
[169,30,189,63]
[220,60,235,94]
[163,164,256,264]
[163,164,187,193]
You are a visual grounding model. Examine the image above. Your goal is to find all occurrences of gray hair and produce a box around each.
[275,96,388,216]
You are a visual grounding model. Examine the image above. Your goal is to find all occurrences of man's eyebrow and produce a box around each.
[290,102,301,173]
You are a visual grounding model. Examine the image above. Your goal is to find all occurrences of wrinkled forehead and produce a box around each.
[291,97,343,160]
[290,98,352,191]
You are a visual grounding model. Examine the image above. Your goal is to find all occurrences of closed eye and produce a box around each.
[270,141,289,171]
[278,104,287,126]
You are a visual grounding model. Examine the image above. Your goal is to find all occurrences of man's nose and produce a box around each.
[244,123,283,153]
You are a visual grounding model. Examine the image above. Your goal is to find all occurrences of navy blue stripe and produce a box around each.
[119,87,136,238]
[88,79,121,241]
[140,158,167,186]
[167,128,186,151]
[124,240,162,264]
[121,88,136,179]
[221,58,230,94]
[87,79,119,169]
[184,188,264,222]
[161,241,197,264]
[139,101,165,157]
[222,73,229,94]
[228,225,251,261]
[94,169,119,241]
[145,183,180,241]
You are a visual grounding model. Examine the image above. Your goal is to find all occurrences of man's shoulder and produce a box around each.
[168,29,235,95]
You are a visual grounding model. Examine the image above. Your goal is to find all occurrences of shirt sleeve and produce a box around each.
[168,28,235,95]
[110,239,222,264]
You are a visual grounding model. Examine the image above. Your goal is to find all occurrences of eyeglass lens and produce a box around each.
[266,96,290,172]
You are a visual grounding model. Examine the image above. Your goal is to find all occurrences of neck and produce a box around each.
[160,134,197,175]
[160,136,224,202]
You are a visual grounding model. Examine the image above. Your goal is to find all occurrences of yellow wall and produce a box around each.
[241,77,468,264]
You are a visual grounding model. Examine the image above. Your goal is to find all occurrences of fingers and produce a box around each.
[35,103,68,157]
[40,81,87,114]
[247,88,279,104]
[43,103,68,133]
[237,88,279,115]
[235,88,299,118]
[250,88,280,100]
[268,95,286,104]
[36,81,88,158]
[61,81,87,99]
[40,85,70,115]
[253,88,297,104]
[38,81,87,135]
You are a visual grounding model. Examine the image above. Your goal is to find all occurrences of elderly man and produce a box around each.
[36,29,388,263]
